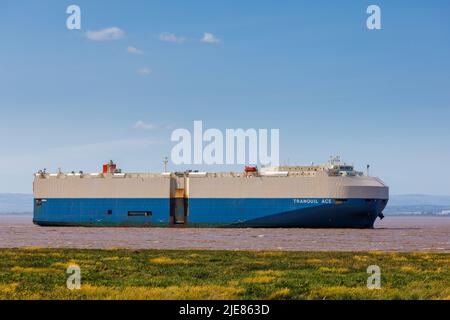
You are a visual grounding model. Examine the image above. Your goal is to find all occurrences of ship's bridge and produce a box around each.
[327,156,363,177]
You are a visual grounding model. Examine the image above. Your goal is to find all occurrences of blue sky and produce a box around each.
[1,0,449,194]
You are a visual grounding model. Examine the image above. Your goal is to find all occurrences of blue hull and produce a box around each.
[33,198,387,228]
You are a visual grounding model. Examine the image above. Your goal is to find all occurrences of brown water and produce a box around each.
[0,215,449,252]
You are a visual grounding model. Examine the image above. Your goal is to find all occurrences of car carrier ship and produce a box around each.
[33,157,389,228]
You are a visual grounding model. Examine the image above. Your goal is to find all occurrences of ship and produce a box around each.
[33,157,389,228]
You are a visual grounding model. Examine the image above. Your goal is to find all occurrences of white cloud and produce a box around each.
[159,32,186,43]
[201,32,220,44]
[127,46,143,55]
[86,27,125,41]
[133,121,157,130]
[138,68,152,76]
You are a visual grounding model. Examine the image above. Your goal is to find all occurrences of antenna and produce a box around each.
[163,156,169,173]
[366,164,370,176]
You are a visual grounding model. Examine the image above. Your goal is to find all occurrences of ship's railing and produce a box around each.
[34,172,168,179]
[36,168,370,179]
[35,171,325,179]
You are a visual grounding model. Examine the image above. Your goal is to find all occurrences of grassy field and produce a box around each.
[0,248,449,300]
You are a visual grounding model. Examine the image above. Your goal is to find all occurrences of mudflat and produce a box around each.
[0,216,449,252]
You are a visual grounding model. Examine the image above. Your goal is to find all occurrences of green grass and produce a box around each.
[0,248,449,300]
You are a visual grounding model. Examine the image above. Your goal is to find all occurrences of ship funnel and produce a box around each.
[102,161,119,174]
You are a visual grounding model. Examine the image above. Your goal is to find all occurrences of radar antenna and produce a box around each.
[163,156,169,173]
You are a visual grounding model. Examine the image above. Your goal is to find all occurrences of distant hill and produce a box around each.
[0,194,33,214]
[388,194,450,206]
[385,195,450,216]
